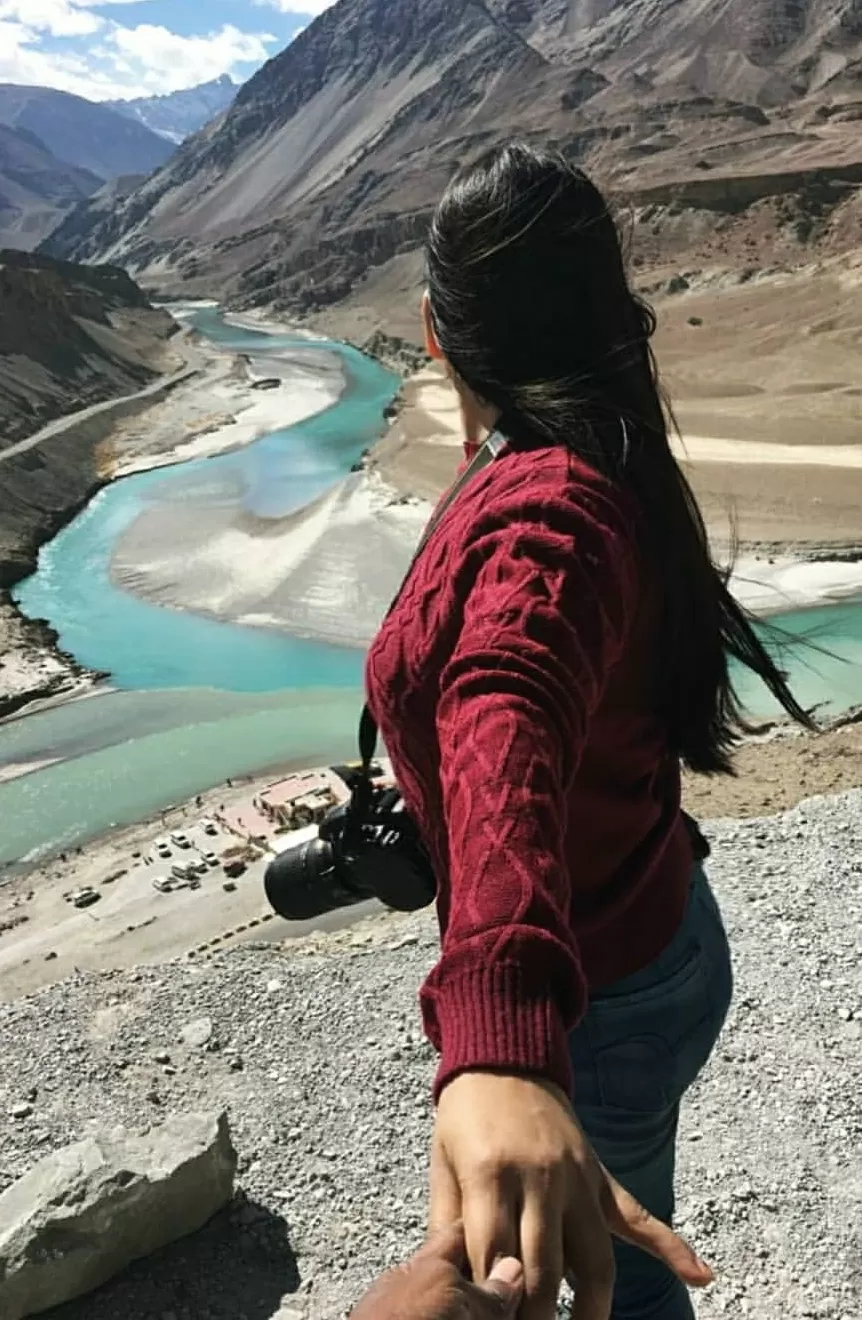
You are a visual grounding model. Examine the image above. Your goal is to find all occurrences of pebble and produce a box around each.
[180,1016,213,1048]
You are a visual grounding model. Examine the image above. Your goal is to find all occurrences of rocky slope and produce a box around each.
[40,0,862,337]
[0,85,175,183]
[0,123,101,250]
[0,252,180,715]
[491,0,862,103]
[105,76,238,145]
[0,249,177,453]
[38,175,148,265]
[0,788,860,1318]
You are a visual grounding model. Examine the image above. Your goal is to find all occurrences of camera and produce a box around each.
[263,778,437,921]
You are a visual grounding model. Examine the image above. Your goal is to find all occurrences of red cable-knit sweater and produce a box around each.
[365,439,692,1099]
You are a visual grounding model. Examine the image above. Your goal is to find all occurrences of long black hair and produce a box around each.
[426,141,812,774]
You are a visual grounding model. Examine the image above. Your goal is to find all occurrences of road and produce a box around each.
[0,342,203,466]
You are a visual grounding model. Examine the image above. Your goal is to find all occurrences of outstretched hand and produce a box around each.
[350,1224,524,1320]
[430,1071,714,1320]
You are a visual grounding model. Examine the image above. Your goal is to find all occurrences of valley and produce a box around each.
[1,8,861,1317]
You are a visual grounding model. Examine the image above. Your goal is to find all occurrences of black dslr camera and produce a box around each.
[263,766,437,921]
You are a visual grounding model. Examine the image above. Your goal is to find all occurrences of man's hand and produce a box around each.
[350,1225,523,1320]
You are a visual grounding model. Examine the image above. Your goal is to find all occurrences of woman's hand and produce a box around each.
[430,1072,712,1320]
[350,1225,523,1320]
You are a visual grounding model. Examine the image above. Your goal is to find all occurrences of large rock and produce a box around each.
[0,1110,237,1319]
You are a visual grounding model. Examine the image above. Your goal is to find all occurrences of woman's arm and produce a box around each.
[420,490,637,1099]
[419,487,711,1320]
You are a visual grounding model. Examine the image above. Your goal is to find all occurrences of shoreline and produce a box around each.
[2,309,862,868]
[104,348,862,643]
[0,311,346,719]
[7,310,862,724]
[2,716,862,1006]
[0,757,384,1003]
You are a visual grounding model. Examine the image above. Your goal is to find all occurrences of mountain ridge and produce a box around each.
[104,76,238,145]
[0,84,175,182]
[39,0,862,337]
[0,123,101,250]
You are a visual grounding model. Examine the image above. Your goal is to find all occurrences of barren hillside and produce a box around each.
[0,249,176,451]
[38,0,862,338]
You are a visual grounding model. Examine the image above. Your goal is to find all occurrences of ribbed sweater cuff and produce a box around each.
[429,963,573,1103]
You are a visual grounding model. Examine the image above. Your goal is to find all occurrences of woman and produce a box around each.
[365,143,809,1320]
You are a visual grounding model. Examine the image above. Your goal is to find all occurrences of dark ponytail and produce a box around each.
[426,142,812,774]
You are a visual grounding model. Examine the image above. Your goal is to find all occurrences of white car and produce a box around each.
[155,840,172,859]
[201,818,218,836]
[152,876,175,894]
[202,850,219,868]
[171,832,192,850]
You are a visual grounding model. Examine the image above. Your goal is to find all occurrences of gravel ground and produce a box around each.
[1,791,860,1320]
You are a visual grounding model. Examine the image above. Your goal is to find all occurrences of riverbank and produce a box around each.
[3,716,862,1005]
[4,302,862,877]
[0,760,383,1003]
[110,353,862,650]
[0,315,345,718]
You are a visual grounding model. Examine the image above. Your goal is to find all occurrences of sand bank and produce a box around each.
[731,556,862,615]
[109,337,344,479]
[111,466,429,648]
[113,353,862,643]
[112,455,862,648]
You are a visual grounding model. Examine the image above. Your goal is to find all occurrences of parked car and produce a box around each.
[202,850,219,868]
[171,862,194,882]
[69,887,101,910]
[152,876,175,894]
[155,838,172,859]
[201,818,218,836]
[171,832,192,850]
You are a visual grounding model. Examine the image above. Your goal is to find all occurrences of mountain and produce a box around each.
[488,1,862,101]
[0,85,175,182]
[0,123,101,249]
[0,247,176,449]
[39,0,862,338]
[0,248,177,600]
[105,75,238,145]
[36,174,148,264]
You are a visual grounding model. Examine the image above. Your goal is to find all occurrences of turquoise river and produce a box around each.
[1,311,861,868]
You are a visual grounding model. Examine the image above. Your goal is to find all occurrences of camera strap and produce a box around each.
[358,427,509,773]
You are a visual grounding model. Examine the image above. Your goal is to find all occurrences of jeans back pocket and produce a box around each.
[587,941,716,1113]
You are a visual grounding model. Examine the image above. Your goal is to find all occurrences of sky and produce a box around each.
[0,0,339,102]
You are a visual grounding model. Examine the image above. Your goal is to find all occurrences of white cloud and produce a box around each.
[107,23,276,89]
[0,1,101,37]
[0,10,278,101]
[0,20,102,90]
[254,0,338,13]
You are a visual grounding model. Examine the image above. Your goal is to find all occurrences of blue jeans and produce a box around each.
[568,866,733,1320]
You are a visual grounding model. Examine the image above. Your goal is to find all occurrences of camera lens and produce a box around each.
[263,835,366,921]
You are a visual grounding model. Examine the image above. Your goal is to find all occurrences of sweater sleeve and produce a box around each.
[419,486,637,1100]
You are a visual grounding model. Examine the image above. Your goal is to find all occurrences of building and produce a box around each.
[258,771,342,831]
